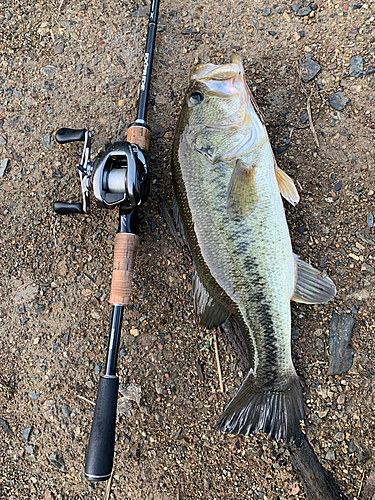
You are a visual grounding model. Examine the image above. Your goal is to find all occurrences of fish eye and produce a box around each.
[188,91,204,105]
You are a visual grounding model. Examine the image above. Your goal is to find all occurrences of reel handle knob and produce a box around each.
[53,201,84,215]
[56,128,87,144]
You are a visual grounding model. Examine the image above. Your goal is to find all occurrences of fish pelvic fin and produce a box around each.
[226,159,257,221]
[292,254,336,304]
[215,372,305,445]
[275,166,300,206]
[192,266,229,328]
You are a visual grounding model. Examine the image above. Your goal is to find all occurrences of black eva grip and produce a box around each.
[84,375,119,481]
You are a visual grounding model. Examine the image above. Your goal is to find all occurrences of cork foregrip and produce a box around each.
[109,233,140,305]
[126,125,151,151]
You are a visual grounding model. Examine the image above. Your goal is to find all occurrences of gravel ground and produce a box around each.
[0,1,375,499]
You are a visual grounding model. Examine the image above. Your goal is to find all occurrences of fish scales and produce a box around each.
[172,55,336,444]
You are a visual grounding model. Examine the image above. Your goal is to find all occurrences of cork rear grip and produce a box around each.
[109,233,139,305]
[126,125,151,151]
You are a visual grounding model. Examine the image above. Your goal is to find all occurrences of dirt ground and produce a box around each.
[1,0,375,499]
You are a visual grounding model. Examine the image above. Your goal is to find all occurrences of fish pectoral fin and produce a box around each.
[275,166,300,206]
[192,266,229,328]
[226,159,257,221]
[292,255,336,304]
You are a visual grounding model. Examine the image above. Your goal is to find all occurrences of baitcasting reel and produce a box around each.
[53,126,150,215]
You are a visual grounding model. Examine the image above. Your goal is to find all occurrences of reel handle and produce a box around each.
[53,201,84,215]
[56,128,86,144]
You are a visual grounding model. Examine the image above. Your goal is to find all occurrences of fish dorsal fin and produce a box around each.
[192,265,229,329]
[226,159,257,221]
[275,166,300,206]
[292,255,336,304]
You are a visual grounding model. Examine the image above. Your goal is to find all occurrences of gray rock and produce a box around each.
[29,390,38,401]
[325,450,335,461]
[297,6,312,16]
[368,212,374,228]
[335,432,345,442]
[328,313,355,375]
[349,55,363,78]
[0,136,6,146]
[22,427,33,442]
[299,56,321,82]
[61,404,71,417]
[0,159,9,178]
[40,65,58,78]
[42,134,51,150]
[300,113,308,124]
[53,39,65,55]
[366,66,375,76]
[262,7,271,16]
[361,263,374,275]
[94,362,102,375]
[48,451,66,471]
[328,92,349,111]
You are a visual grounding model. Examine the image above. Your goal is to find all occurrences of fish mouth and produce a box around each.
[189,55,245,98]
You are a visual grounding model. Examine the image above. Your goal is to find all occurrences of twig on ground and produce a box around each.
[53,217,58,248]
[213,331,224,393]
[105,469,114,500]
[57,0,65,15]
[76,393,95,406]
[306,90,320,149]
[358,468,366,498]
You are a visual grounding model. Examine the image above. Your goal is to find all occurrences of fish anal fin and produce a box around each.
[226,160,257,221]
[192,266,229,329]
[292,255,336,304]
[216,372,305,445]
[275,166,300,206]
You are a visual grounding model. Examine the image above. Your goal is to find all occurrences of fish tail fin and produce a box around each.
[215,372,305,445]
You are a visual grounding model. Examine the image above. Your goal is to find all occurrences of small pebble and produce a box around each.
[130,328,139,337]
[334,180,342,191]
[0,136,7,147]
[329,92,349,111]
[300,113,308,124]
[94,363,102,375]
[53,39,65,55]
[325,450,336,461]
[366,66,375,76]
[337,394,346,405]
[42,134,51,150]
[0,159,9,178]
[22,427,33,442]
[29,390,38,401]
[335,432,345,442]
[349,55,363,78]
[368,212,374,228]
[361,263,374,274]
[61,404,71,418]
[299,56,321,82]
[297,6,312,16]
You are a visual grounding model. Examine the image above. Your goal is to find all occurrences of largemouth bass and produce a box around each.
[172,55,336,445]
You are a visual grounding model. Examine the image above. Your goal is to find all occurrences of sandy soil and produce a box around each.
[0,0,375,499]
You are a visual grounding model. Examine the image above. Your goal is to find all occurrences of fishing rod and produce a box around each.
[52,0,160,482]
